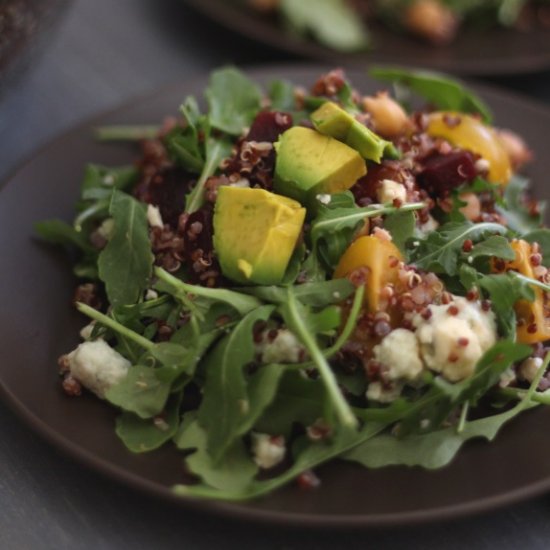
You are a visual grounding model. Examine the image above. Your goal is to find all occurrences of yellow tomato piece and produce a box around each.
[505,240,550,344]
[427,112,512,185]
[334,235,402,312]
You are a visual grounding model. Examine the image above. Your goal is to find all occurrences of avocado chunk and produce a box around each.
[273,127,367,206]
[213,186,305,285]
[311,101,398,163]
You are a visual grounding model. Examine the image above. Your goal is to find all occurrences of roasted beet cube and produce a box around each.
[418,150,477,197]
[246,111,293,143]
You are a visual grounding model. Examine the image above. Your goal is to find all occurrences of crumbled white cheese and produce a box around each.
[316,194,332,205]
[518,357,544,383]
[79,322,96,341]
[367,381,403,403]
[251,433,286,469]
[96,218,115,240]
[68,340,131,398]
[373,328,424,382]
[413,297,497,382]
[147,204,164,229]
[256,329,306,364]
[377,179,407,204]
[418,215,439,235]
[229,178,250,188]
[145,289,158,301]
[475,158,491,174]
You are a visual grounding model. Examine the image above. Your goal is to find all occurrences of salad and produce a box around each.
[36,66,550,502]
[245,0,550,50]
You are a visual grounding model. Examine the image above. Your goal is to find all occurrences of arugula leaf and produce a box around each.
[106,365,171,419]
[524,229,550,267]
[174,421,386,501]
[80,164,138,196]
[370,67,492,123]
[345,350,548,470]
[435,341,532,404]
[411,221,508,276]
[175,414,258,492]
[479,273,535,339]
[268,79,296,111]
[344,399,538,470]
[115,394,181,453]
[155,267,262,316]
[467,235,515,263]
[280,0,369,52]
[310,192,424,270]
[280,289,357,429]
[384,209,416,257]
[98,191,154,307]
[255,371,327,437]
[94,125,159,142]
[206,67,263,135]
[34,219,94,253]
[198,305,276,462]
[497,175,544,234]
[239,279,354,307]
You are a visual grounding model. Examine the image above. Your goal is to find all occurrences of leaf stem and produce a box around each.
[457,401,469,434]
[94,125,159,141]
[285,289,358,429]
[510,272,550,294]
[76,302,154,352]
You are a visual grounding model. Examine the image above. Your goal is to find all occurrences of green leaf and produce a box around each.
[435,341,532,405]
[467,235,515,262]
[184,134,233,214]
[280,0,369,52]
[344,400,538,470]
[98,191,154,307]
[80,164,138,195]
[239,278,354,307]
[479,273,535,339]
[34,219,94,253]
[115,394,181,453]
[155,267,263,316]
[524,228,550,267]
[175,414,258,492]
[105,365,171,419]
[310,193,424,270]
[280,289,357,429]
[497,175,544,234]
[370,67,492,123]
[198,305,275,461]
[205,67,263,135]
[255,371,327,437]
[384,210,416,257]
[411,221,508,276]
[268,79,296,111]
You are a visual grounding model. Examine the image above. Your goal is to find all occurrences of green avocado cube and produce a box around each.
[213,186,305,285]
[311,101,398,163]
[273,127,367,206]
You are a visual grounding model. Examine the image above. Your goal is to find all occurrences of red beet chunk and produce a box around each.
[148,167,195,228]
[246,111,293,143]
[418,151,477,197]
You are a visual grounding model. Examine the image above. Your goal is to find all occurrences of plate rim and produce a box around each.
[3,63,550,528]
[180,0,550,76]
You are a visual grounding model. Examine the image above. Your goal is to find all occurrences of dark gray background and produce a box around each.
[1,1,550,548]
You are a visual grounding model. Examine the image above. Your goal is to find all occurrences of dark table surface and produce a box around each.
[2,1,550,548]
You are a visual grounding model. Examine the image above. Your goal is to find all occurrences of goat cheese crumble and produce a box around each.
[68,340,130,398]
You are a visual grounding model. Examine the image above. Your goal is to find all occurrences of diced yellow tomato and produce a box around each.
[499,240,550,344]
[427,112,512,185]
[334,235,402,312]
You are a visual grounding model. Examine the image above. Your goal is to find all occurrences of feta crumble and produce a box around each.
[413,297,497,382]
[146,204,164,229]
[373,328,423,382]
[251,433,285,469]
[316,194,332,205]
[67,340,130,398]
[255,329,306,364]
[377,179,407,204]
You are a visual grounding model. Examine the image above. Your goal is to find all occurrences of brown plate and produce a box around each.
[2,65,550,528]
[180,0,550,76]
